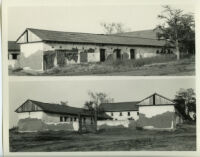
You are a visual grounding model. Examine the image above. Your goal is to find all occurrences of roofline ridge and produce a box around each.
[26,27,165,41]
[101,101,140,104]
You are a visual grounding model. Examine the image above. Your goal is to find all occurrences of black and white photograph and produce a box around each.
[7,1,195,76]
[1,0,199,156]
[9,78,196,151]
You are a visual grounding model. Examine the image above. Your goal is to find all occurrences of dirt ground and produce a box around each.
[9,57,195,76]
[9,123,196,152]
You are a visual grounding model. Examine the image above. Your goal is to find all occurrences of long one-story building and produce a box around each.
[15,99,110,132]
[14,28,174,71]
[15,93,183,132]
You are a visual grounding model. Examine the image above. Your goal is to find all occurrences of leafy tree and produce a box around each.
[84,91,114,131]
[156,5,195,60]
[174,88,196,121]
[100,22,131,34]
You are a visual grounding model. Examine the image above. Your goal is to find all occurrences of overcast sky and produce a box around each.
[9,78,195,127]
[8,2,195,41]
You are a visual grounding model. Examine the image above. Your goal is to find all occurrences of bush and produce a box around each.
[105,54,176,68]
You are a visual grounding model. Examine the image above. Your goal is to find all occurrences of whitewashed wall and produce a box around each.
[97,120,130,129]
[17,111,44,120]
[88,52,100,62]
[20,42,44,58]
[105,111,139,120]
[139,105,175,118]
[8,60,18,68]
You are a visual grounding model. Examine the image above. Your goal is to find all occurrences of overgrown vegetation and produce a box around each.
[9,55,195,76]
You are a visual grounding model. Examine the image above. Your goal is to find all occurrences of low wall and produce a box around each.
[18,118,79,132]
[97,120,137,130]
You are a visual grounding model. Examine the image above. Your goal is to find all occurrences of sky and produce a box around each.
[9,78,195,127]
[7,2,195,41]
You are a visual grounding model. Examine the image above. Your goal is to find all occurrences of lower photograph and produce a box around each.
[9,78,196,152]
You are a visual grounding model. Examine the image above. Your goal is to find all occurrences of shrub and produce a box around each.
[105,54,176,68]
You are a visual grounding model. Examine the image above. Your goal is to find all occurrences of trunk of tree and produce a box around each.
[175,40,180,60]
[94,106,97,132]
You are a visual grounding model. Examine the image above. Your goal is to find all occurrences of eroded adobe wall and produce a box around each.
[19,43,44,71]
[138,105,175,129]
[43,42,165,63]
[97,120,137,130]
[18,118,78,132]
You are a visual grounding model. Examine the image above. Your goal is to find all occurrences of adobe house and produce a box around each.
[15,93,184,132]
[137,93,183,130]
[15,99,110,132]
[15,28,174,71]
[8,41,20,68]
[100,101,139,121]
[100,93,183,130]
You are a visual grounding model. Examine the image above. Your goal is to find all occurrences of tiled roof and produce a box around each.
[8,41,20,52]
[100,101,139,112]
[26,28,167,47]
[115,29,161,39]
[22,100,111,119]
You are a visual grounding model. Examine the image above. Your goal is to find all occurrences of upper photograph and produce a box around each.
[7,4,195,76]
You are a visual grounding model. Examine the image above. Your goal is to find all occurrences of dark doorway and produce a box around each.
[100,49,106,62]
[116,49,121,59]
[130,49,135,59]
[12,54,18,60]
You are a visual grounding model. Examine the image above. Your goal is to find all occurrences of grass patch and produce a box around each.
[9,55,195,76]
[9,123,196,152]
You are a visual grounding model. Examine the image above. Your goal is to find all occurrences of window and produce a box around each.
[60,116,63,122]
[64,117,68,122]
[128,112,130,116]
[119,112,122,116]
[70,117,73,122]
[59,46,62,48]
[12,54,18,60]
[111,112,113,116]
[137,112,139,115]
[91,117,93,124]
[74,117,77,121]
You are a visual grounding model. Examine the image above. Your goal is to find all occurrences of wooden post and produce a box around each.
[94,104,98,132]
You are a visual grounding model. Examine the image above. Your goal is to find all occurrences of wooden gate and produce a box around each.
[43,52,56,70]
[80,52,88,63]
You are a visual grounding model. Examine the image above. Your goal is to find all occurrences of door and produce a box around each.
[100,49,106,62]
[80,51,88,63]
[130,49,135,59]
[116,49,121,59]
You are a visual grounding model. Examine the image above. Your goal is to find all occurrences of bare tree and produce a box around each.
[84,91,114,131]
[100,22,131,34]
[60,101,69,106]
